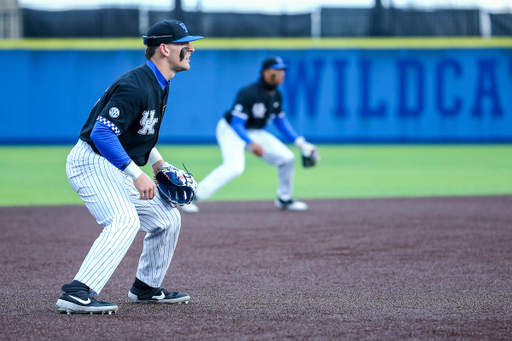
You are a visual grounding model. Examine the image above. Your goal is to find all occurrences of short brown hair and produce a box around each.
[145,46,158,60]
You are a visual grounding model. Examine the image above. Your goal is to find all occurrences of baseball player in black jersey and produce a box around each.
[56,20,203,315]
[181,57,319,213]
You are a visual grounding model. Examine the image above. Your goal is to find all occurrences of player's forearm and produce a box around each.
[274,114,299,142]
[148,148,165,174]
[148,148,164,166]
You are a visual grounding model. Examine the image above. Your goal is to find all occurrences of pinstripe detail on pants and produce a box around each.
[66,140,181,295]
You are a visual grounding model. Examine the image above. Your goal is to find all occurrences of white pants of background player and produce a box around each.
[66,139,181,296]
[197,118,295,201]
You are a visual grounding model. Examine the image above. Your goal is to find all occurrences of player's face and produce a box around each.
[166,42,195,73]
[263,69,285,86]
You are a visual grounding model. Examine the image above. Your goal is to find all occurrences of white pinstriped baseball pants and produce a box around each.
[197,118,295,201]
[66,139,181,296]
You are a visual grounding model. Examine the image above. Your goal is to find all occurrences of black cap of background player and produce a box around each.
[261,56,288,70]
[143,19,203,46]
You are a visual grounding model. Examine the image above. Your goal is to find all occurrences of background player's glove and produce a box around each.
[301,144,320,168]
[155,162,197,206]
[294,137,321,168]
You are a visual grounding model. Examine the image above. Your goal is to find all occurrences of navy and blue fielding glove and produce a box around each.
[154,163,197,206]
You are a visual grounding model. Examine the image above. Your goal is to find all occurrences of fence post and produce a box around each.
[139,6,149,36]
[0,0,21,39]
[311,7,321,38]
[480,9,492,38]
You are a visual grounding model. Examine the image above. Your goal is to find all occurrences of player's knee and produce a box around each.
[230,164,245,178]
[107,214,140,231]
[281,150,295,165]
[156,212,181,232]
[101,214,140,244]
[223,162,245,178]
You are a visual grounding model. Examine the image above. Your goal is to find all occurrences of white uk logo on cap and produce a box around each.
[179,22,188,33]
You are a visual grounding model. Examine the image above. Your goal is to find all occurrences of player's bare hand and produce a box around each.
[152,160,165,175]
[133,173,156,200]
[249,142,265,157]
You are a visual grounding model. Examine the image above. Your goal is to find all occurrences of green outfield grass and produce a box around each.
[1,37,512,50]
[0,144,511,207]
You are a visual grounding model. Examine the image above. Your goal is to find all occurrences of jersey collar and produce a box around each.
[146,60,170,90]
[259,78,277,92]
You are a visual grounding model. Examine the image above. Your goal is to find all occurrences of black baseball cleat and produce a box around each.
[128,278,190,304]
[56,282,118,315]
[275,198,308,211]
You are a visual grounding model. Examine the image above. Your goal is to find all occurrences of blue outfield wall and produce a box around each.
[0,48,511,144]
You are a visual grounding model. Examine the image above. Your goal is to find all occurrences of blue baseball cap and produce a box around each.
[143,20,203,46]
[262,56,288,70]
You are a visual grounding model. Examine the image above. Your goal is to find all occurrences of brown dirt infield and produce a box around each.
[1,196,511,341]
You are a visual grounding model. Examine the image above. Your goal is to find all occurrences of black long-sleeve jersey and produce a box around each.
[224,80,283,129]
[79,64,169,166]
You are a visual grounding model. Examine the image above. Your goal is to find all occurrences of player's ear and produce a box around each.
[262,69,270,81]
[159,43,170,57]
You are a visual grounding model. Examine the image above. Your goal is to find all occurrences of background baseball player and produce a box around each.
[182,57,319,214]
[56,20,202,314]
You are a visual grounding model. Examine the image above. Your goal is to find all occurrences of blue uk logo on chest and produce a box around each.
[138,110,159,135]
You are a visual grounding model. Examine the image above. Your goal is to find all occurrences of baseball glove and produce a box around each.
[301,144,321,168]
[154,163,197,206]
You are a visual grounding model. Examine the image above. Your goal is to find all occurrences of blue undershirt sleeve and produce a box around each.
[230,115,253,144]
[274,115,300,142]
[90,120,132,170]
